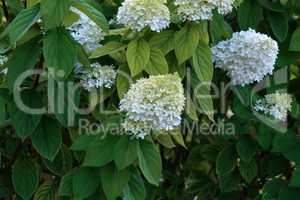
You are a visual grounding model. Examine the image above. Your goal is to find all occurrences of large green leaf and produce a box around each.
[2,4,40,43]
[12,156,39,200]
[72,167,100,199]
[258,0,286,12]
[7,38,40,91]
[237,0,263,30]
[43,27,77,79]
[149,30,175,55]
[41,0,71,29]
[145,48,168,75]
[216,146,237,176]
[123,169,146,200]
[117,64,131,99]
[191,42,213,83]
[126,39,150,76]
[48,79,81,127]
[239,159,257,184]
[11,90,43,140]
[33,181,56,200]
[71,0,109,32]
[137,140,162,186]
[31,117,62,161]
[83,136,119,167]
[100,163,130,200]
[267,12,288,42]
[289,27,300,51]
[58,170,74,197]
[43,146,73,176]
[175,23,199,64]
[90,41,126,58]
[113,136,138,170]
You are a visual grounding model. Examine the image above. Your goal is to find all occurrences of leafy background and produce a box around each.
[0,0,300,199]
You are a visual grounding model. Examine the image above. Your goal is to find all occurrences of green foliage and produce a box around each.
[0,0,300,199]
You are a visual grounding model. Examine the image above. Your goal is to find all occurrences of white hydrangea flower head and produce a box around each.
[174,0,234,21]
[80,63,117,90]
[116,0,170,32]
[120,74,185,139]
[212,29,279,86]
[68,7,104,52]
[254,92,293,121]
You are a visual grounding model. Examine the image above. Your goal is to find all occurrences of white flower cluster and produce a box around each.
[68,7,104,52]
[254,92,293,121]
[174,0,234,21]
[116,0,170,32]
[80,63,117,90]
[212,29,279,86]
[120,74,185,139]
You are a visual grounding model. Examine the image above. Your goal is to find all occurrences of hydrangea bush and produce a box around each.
[0,0,300,199]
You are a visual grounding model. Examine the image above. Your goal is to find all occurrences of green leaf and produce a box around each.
[100,163,130,200]
[219,172,240,193]
[11,90,43,140]
[123,169,146,200]
[156,134,176,149]
[192,42,213,83]
[216,146,237,176]
[41,0,70,29]
[73,167,100,199]
[149,30,175,55]
[48,79,81,127]
[267,12,288,42]
[83,136,119,167]
[262,179,285,199]
[62,10,80,27]
[43,27,77,79]
[43,146,73,176]
[290,167,300,188]
[7,0,23,14]
[126,39,150,76]
[137,140,162,186]
[71,135,97,151]
[278,185,300,200]
[1,4,40,43]
[31,117,62,161]
[237,0,263,30]
[170,129,186,148]
[33,181,56,200]
[258,0,286,12]
[194,83,214,121]
[58,170,74,197]
[90,41,126,58]
[7,38,40,91]
[12,156,39,200]
[239,159,257,184]
[236,136,256,163]
[0,98,6,126]
[289,27,300,51]
[113,137,138,170]
[256,124,274,150]
[117,64,131,99]
[210,12,232,44]
[71,0,109,32]
[175,23,199,64]
[145,48,168,75]
[272,132,298,153]
[185,93,198,121]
